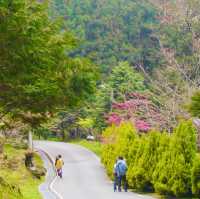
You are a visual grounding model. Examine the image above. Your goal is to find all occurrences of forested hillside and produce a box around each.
[49,0,200,134]
[51,0,162,73]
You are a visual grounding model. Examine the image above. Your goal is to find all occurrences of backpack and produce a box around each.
[117,161,127,176]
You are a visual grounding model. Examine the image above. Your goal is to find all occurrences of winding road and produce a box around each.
[35,141,155,199]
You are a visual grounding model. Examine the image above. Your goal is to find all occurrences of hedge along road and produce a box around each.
[34,141,155,199]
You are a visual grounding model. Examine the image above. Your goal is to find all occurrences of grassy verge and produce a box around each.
[70,139,102,157]
[0,144,44,199]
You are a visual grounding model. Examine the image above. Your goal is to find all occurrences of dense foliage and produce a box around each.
[1,0,200,198]
[80,62,148,132]
[188,91,200,118]
[0,0,97,117]
[51,0,162,73]
[102,121,200,197]
[147,0,200,128]
[50,0,200,132]
[192,154,200,196]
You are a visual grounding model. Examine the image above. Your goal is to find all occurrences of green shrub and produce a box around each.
[0,177,22,199]
[153,121,197,197]
[101,120,198,197]
[153,150,171,195]
[114,122,137,160]
[101,144,116,178]
[101,123,137,178]
[128,166,151,191]
[128,132,163,191]
[192,154,200,197]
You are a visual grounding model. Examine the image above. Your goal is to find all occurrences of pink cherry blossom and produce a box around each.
[107,113,122,126]
[135,120,151,132]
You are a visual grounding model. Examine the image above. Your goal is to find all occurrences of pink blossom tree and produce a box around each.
[106,92,167,132]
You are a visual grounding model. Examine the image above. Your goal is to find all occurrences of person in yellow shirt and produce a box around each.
[55,155,64,178]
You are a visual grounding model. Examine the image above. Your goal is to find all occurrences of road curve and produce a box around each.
[34,141,155,199]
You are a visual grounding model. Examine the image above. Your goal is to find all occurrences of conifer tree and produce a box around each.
[153,121,197,196]
[0,0,97,117]
[192,154,200,197]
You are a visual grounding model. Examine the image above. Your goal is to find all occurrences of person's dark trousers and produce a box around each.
[57,169,62,178]
[118,175,128,192]
[113,173,118,192]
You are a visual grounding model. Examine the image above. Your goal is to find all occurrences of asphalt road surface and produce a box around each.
[35,141,155,199]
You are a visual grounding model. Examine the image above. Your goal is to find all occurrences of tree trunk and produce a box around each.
[25,150,34,168]
[0,136,5,154]
[0,144,3,154]
[28,131,33,150]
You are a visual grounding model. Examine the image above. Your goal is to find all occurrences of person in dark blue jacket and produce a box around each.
[116,156,128,192]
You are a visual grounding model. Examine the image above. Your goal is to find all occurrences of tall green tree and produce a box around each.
[0,0,97,118]
[109,62,146,99]
[191,154,200,196]
[80,62,146,131]
[153,121,197,196]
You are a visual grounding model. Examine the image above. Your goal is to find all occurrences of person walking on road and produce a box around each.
[116,156,128,192]
[55,155,64,178]
[113,159,119,192]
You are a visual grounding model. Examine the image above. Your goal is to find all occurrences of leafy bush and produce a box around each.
[127,132,163,191]
[153,121,197,196]
[101,144,116,178]
[0,177,22,199]
[192,154,200,196]
[101,123,137,177]
[101,120,199,197]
